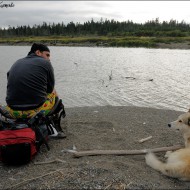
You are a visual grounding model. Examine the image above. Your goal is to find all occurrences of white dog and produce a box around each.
[145,110,190,181]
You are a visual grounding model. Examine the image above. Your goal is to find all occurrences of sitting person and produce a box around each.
[5,43,66,138]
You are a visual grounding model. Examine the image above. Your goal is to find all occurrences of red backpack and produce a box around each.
[0,127,37,165]
[0,109,49,165]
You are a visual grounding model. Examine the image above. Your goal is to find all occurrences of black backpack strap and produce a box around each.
[28,111,50,151]
[46,98,66,132]
[47,98,65,116]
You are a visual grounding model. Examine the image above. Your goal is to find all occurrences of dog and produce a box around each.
[145,110,190,181]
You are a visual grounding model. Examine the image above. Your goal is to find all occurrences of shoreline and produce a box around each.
[0,41,190,50]
[65,104,185,112]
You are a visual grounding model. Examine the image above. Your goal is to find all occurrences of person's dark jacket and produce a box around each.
[6,53,55,110]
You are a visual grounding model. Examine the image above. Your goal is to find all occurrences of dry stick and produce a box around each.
[126,182,132,188]
[34,158,65,165]
[6,169,64,190]
[73,145,182,158]
[104,182,113,190]
[138,136,152,143]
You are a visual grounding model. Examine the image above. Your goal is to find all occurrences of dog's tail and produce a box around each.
[145,152,168,175]
[145,152,190,180]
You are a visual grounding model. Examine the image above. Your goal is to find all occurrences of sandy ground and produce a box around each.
[0,106,190,189]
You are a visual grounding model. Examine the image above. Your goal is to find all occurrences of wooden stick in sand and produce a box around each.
[34,158,65,165]
[138,136,152,143]
[73,145,182,158]
[6,169,64,189]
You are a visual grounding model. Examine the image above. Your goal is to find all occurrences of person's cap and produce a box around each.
[28,43,50,55]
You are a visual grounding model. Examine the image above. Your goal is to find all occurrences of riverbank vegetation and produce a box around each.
[1,18,190,48]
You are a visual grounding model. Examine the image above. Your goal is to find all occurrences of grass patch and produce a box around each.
[0,36,189,48]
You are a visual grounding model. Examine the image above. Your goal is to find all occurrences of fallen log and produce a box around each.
[73,145,182,158]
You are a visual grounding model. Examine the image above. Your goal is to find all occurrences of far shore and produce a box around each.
[1,41,190,50]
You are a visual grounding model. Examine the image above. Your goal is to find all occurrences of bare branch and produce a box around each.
[73,145,182,158]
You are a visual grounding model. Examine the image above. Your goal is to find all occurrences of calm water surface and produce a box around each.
[0,46,190,112]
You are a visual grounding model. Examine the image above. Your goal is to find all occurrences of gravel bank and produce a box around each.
[1,106,189,189]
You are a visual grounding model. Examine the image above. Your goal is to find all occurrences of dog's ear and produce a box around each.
[188,109,190,113]
[188,119,190,126]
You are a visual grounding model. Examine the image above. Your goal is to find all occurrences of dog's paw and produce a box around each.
[145,152,158,167]
[165,151,172,158]
[145,152,155,166]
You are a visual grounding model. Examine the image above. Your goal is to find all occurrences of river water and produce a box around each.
[0,46,190,112]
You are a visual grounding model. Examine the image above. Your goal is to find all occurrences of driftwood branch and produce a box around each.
[73,145,182,158]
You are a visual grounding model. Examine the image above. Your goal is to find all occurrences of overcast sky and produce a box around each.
[1,1,190,28]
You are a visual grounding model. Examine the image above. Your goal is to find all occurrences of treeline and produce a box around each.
[1,18,190,37]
